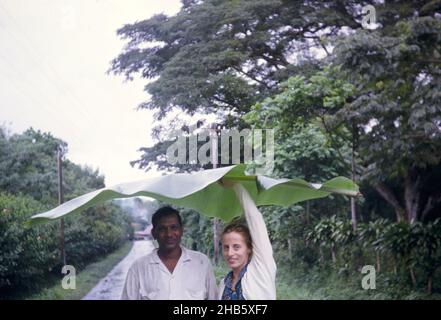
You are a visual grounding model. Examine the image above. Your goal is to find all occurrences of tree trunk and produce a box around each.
[351,127,357,231]
[426,260,440,294]
[305,200,310,225]
[427,275,433,295]
[404,173,420,224]
[375,183,406,222]
[211,124,220,264]
[287,238,293,262]
[351,198,357,230]
[376,251,381,273]
[421,195,441,222]
[376,170,434,224]
[58,147,66,266]
[409,266,417,287]
[213,218,220,264]
[392,258,397,275]
[331,247,337,264]
[356,245,365,271]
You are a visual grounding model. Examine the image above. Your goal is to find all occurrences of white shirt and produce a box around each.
[218,184,277,300]
[121,246,218,300]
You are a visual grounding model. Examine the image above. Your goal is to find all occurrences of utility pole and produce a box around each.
[351,144,357,231]
[211,123,220,265]
[58,146,66,266]
[351,125,358,232]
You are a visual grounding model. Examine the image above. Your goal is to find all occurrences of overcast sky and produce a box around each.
[0,0,183,186]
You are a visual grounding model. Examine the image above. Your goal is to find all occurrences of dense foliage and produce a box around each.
[0,128,133,298]
[110,0,441,297]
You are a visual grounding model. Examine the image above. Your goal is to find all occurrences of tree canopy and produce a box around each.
[0,127,104,206]
[110,0,441,223]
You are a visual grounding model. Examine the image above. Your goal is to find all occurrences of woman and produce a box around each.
[218,183,277,300]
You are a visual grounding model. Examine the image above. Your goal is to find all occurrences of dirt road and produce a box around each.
[82,240,155,300]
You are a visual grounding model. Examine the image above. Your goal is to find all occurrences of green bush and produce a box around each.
[64,203,133,269]
[297,217,441,296]
[0,193,58,297]
[0,193,134,299]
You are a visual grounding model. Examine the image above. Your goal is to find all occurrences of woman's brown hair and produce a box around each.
[221,219,253,253]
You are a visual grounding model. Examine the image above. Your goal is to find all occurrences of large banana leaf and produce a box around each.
[29,164,359,225]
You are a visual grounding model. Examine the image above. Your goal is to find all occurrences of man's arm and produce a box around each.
[121,267,140,300]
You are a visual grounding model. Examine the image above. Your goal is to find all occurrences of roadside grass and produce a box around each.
[27,241,133,300]
[36,247,438,301]
[275,265,441,300]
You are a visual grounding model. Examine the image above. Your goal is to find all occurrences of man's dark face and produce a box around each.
[152,215,183,252]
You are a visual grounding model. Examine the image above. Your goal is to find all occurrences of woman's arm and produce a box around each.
[232,184,276,284]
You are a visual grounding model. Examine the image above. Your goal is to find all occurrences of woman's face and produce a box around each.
[222,231,251,273]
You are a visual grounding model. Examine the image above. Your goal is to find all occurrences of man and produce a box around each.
[121,206,218,299]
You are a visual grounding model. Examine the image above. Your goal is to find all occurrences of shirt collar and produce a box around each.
[180,246,191,262]
[224,263,248,289]
[150,245,190,264]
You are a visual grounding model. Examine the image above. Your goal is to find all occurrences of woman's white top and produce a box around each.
[218,183,277,300]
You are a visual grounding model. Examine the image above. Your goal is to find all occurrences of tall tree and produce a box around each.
[110,0,438,172]
[244,68,355,223]
[109,0,384,171]
[332,14,441,223]
[110,1,441,223]
[0,127,105,205]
